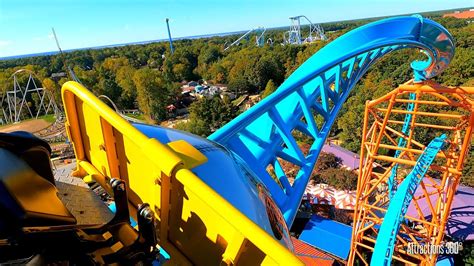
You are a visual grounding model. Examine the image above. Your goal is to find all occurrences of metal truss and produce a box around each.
[0,69,59,124]
[349,81,474,265]
[224,27,266,51]
[210,16,455,228]
[284,15,326,45]
[372,134,448,265]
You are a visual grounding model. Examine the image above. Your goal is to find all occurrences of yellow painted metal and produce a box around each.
[167,140,208,169]
[61,81,302,265]
[171,169,303,265]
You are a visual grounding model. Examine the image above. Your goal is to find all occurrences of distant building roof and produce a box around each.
[299,214,352,260]
[213,83,227,87]
[321,143,360,170]
[51,72,67,78]
[195,85,205,92]
[182,86,195,94]
[291,237,335,265]
[443,10,474,19]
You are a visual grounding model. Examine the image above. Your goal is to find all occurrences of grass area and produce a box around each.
[126,113,146,121]
[1,114,57,124]
[232,95,248,106]
[0,113,57,130]
[39,114,56,123]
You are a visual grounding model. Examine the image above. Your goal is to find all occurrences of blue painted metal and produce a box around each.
[165,18,175,55]
[299,214,352,260]
[371,135,449,266]
[388,92,417,199]
[209,15,454,226]
[133,123,293,249]
[412,52,433,83]
[107,202,137,227]
[411,15,434,83]
[436,255,455,266]
[156,247,171,265]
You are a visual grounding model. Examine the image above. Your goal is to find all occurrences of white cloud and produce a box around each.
[0,40,11,47]
[32,34,55,42]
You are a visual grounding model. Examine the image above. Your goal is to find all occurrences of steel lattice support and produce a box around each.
[224,27,266,51]
[349,81,474,265]
[210,16,455,228]
[284,15,326,45]
[0,69,59,124]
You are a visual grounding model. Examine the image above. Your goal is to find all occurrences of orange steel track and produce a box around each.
[348,80,474,265]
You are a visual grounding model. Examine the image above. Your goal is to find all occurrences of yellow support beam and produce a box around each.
[61,81,303,265]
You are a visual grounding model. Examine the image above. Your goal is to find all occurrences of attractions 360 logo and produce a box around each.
[406,241,463,255]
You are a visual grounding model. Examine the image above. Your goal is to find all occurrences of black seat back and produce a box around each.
[0,131,55,184]
[0,132,76,236]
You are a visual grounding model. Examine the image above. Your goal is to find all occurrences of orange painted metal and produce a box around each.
[348,81,474,265]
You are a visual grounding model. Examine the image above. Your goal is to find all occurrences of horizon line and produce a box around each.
[1,6,471,61]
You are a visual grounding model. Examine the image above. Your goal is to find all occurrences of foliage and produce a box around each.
[314,167,359,190]
[459,241,474,265]
[261,79,277,99]
[462,143,474,187]
[314,152,342,172]
[133,68,169,123]
[0,16,472,185]
[176,96,240,137]
[333,209,353,225]
[40,114,56,123]
[307,151,358,190]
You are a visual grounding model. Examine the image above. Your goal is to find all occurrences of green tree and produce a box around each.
[133,68,169,123]
[208,63,227,83]
[0,70,11,95]
[197,45,222,77]
[437,48,473,86]
[337,76,393,152]
[163,48,199,82]
[98,77,122,105]
[42,77,61,108]
[261,79,277,99]
[177,96,240,137]
[74,66,99,90]
[316,168,358,190]
[115,66,137,108]
[462,140,474,187]
[228,76,250,95]
[102,57,130,73]
[314,152,343,172]
[255,55,283,89]
[175,118,209,136]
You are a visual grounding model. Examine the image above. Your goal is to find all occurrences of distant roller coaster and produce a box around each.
[284,15,326,45]
[224,27,266,51]
[0,69,59,124]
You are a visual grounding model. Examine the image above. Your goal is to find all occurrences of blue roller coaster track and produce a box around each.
[209,15,454,230]
[371,134,449,265]
[388,92,417,199]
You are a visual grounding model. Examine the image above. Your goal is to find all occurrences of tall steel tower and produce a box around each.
[51,28,82,83]
[166,18,175,55]
[284,15,326,45]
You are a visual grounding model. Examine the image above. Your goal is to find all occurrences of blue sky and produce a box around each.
[0,0,472,57]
